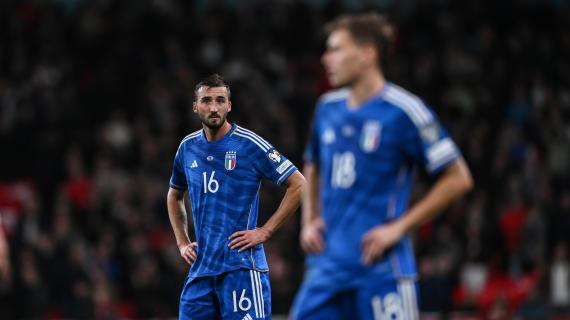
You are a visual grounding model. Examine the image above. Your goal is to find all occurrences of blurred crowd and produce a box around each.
[1,0,569,318]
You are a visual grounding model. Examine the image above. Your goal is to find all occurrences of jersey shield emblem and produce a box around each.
[360,120,381,153]
[225,151,236,170]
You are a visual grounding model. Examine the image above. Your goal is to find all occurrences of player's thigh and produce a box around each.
[179,276,220,320]
[357,278,419,320]
[217,269,271,320]
[291,280,354,320]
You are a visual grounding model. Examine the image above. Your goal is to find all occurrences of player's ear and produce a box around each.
[228,101,232,113]
[192,101,197,113]
[364,44,377,65]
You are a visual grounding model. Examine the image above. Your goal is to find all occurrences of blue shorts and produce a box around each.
[180,269,271,320]
[291,276,419,320]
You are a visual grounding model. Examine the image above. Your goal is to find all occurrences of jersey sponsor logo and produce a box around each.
[276,160,292,174]
[322,128,335,144]
[207,156,214,161]
[267,149,281,163]
[225,151,237,170]
[190,160,198,168]
[360,120,381,152]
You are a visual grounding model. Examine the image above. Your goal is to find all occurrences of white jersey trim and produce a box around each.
[384,84,433,127]
[234,132,269,152]
[250,270,260,318]
[255,271,265,318]
[398,279,419,320]
[426,138,458,165]
[319,88,349,104]
[236,127,271,149]
[178,130,202,148]
[277,166,296,185]
[234,127,273,152]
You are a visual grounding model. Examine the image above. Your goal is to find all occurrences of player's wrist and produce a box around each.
[392,218,409,237]
[258,226,273,240]
[177,241,191,251]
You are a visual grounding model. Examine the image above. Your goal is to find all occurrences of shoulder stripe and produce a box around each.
[234,132,269,152]
[384,85,433,126]
[385,87,430,125]
[319,88,349,104]
[388,84,432,121]
[179,130,202,147]
[184,129,202,140]
[236,127,271,148]
[236,127,271,149]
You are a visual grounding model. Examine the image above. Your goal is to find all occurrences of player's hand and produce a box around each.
[228,228,271,252]
[361,221,405,265]
[179,242,198,265]
[300,217,326,254]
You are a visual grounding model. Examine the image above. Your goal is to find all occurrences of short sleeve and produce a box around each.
[399,108,462,175]
[169,146,188,190]
[254,145,298,186]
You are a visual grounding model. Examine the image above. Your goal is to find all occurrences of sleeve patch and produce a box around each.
[267,149,282,163]
[276,160,292,174]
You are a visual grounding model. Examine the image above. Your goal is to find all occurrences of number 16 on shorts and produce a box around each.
[233,289,251,312]
[231,270,267,319]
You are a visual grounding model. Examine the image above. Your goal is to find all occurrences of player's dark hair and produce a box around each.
[324,13,395,71]
[193,74,231,101]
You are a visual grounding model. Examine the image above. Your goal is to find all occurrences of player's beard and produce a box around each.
[199,112,228,130]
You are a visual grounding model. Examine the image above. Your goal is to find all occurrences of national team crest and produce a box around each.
[360,120,382,153]
[225,151,236,170]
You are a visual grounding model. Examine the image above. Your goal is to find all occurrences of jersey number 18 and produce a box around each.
[331,152,356,189]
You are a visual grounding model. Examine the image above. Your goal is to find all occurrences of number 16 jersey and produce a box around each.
[170,124,297,280]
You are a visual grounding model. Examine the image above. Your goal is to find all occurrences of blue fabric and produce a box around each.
[169,123,298,280]
[300,82,461,288]
[292,274,418,320]
[180,269,271,320]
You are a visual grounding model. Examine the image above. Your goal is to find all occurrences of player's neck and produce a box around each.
[203,121,232,142]
[347,72,385,109]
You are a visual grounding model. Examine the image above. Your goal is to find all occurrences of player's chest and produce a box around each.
[182,144,253,181]
[319,114,400,157]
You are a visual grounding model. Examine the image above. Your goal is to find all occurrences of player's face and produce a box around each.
[321,29,370,87]
[193,86,232,129]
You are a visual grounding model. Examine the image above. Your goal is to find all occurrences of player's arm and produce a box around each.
[167,187,197,265]
[300,162,326,254]
[0,229,10,283]
[361,158,473,265]
[229,171,306,252]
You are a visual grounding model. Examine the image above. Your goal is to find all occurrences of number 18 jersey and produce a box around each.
[170,124,297,280]
[304,83,461,285]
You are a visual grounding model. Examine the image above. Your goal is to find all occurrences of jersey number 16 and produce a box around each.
[202,171,220,193]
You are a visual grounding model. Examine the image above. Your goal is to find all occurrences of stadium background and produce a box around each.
[1,0,569,318]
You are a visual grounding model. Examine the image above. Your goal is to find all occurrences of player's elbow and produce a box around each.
[286,171,307,197]
[293,171,308,194]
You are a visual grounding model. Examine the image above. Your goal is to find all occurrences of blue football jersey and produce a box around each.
[170,124,297,279]
[304,83,461,285]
